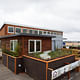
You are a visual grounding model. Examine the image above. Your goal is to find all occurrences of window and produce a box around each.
[39,31,42,35]
[10,40,18,51]
[51,32,53,35]
[29,40,41,53]
[16,27,21,33]
[23,28,27,33]
[29,30,33,34]
[34,30,38,34]
[36,41,41,51]
[43,31,47,35]
[54,32,57,35]
[0,40,1,48]
[30,41,34,52]
[47,31,51,35]
[8,26,14,33]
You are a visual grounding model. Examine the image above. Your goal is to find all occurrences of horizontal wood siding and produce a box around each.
[0,24,6,36]
[1,36,51,56]
[23,36,51,55]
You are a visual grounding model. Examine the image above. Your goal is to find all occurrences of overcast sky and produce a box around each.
[0,0,80,41]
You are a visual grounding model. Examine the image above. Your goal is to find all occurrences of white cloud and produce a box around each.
[0,0,80,40]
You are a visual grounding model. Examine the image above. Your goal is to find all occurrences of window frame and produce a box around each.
[23,28,27,33]
[0,40,1,48]
[8,26,14,33]
[47,31,51,35]
[39,30,43,35]
[53,32,57,35]
[10,40,18,51]
[33,30,38,34]
[28,40,42,53]
[29,29,33,34]
[15,27,21,34]
[43,31,47,35]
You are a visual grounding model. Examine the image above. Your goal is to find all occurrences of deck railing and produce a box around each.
[62,48,80,58]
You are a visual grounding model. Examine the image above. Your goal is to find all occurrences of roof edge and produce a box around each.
[2,22,63,33]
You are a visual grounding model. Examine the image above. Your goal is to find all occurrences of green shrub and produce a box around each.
[14,43,20,57]
[48,49,72,59]
[2,43,20,57]
[28,52,43,58]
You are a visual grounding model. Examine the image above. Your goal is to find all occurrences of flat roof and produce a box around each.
[0,33,56,39]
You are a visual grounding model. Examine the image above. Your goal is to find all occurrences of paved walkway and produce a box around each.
[72,72,80,80]
[0,60,33,80]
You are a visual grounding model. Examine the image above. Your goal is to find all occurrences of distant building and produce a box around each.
[64,41,80,48]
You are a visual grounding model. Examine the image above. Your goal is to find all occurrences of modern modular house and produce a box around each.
[1,23,80,80]
[0,23,63,53]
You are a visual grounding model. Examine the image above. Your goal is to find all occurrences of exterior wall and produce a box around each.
[1,37,23,56]
[0,23,63,52]
[52,35,63,51]
[0,24,63,36]
[1,37,21,51]
[23,56,46,80]
[0,36,52,56]
[23,36,52,55]
[0,24,7,36]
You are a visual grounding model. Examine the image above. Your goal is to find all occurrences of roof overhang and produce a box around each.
[0,33,56,39]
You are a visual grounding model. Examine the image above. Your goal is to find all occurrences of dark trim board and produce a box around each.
[0,33,56,39]
[2,53,23,74]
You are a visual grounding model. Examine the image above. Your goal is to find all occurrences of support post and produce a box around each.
[14,58,16,74]
[65,62,70,80]
[7,55,8,68]
[46,62,48,80]
[22,37,24,55]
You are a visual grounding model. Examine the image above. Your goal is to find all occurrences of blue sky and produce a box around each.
[0,0,80,41]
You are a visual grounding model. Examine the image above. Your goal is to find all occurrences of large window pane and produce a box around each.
[14,40,18,51]
[16,28,21,33]
[10,40,18,51]
[10,41,13,51]
[23,29,27,33]
[43,31,47,35]
[36,41,40,51]
[0,40,1,48]
[47,31,51,34]
[29,40,41,53]
[34,30,38,34]
[39,31,42,35]
[29,30,33,34]
[8,26,14,33]
[30,41,34,52]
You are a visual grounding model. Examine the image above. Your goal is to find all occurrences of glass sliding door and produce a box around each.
[36,41,41,52]
[10,40,18,51]
[30,41,34,52]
